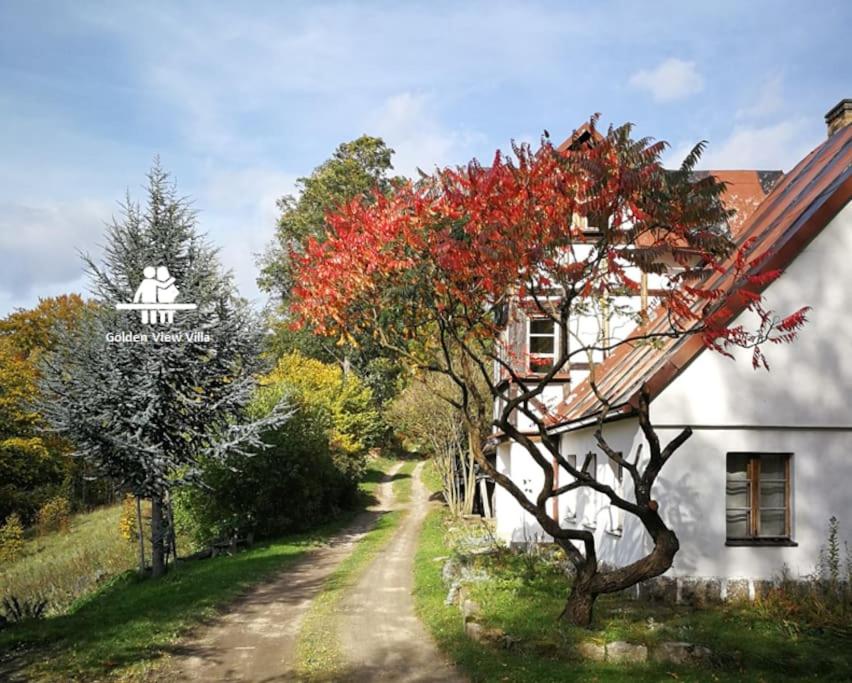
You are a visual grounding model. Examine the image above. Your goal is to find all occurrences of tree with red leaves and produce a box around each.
[290,118,808,626]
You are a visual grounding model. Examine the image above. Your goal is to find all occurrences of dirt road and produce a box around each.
[335,462,465,682]
[170,464,402,682]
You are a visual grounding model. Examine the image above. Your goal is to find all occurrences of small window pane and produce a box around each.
[727,510,749,538]
[726,481,749,508]
[759,480,785,508]
[530,319,555,335]
[726,453,749,480]
[530,336,555,354]
[761,454,786,478]
[760,509,786,536]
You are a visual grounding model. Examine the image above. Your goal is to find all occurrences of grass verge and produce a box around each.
[413,507,852,682]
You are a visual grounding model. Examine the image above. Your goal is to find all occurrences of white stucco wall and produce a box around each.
[494,199,852,581]
[654,200,852,428]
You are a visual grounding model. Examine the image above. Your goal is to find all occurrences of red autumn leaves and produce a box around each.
[290,120,807,367]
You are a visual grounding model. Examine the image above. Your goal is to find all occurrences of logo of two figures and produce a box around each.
[116,265,197,324]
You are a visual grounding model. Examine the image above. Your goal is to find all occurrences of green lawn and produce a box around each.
[0,455,406,682]
[413,507,852,682]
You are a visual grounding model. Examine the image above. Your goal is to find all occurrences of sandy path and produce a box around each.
[168,462,402,682]
[335,462,466,682]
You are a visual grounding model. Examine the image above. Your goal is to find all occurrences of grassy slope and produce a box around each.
[0,455,408,682]
[295,457,418,679]
[0,506,135,616]
[413,505,852,683]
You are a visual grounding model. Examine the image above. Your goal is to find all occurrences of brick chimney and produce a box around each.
[825,99,852,136]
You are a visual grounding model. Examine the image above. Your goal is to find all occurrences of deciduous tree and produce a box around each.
[0,295,91,524]
[259,135,406,405]
[290,119,808,625]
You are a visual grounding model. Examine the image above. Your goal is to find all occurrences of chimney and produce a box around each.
[825,98,852,137]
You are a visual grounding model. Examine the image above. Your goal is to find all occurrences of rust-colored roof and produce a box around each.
[557,122,604,152]
[548,125,852,431]
[697,170,784,235]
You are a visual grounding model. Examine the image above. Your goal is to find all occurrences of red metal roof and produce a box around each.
[547,125,852,431]
[699,170,783,235]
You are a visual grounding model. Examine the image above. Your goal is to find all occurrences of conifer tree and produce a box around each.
[40,162,290,577]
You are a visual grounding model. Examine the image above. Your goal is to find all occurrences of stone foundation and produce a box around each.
[635,575,781,605]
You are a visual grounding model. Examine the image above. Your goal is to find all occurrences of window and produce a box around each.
[726,453,793,545]
[582,452,598,529]
[560,453,577,522]
[528,318,557,372]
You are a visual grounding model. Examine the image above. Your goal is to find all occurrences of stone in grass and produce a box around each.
[576,641,606,662]
[651,641,713,665]
[462,599,482,623]
[464,621,485,641]
[464,620,506,644]
[606,641,648,663]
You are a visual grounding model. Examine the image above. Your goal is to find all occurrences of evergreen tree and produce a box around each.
[39,162,290,577]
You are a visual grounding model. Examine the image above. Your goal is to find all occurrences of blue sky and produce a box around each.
[1,1,849,315]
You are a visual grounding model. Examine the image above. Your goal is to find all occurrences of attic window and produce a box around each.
[725,453,795,546]
[528,318,556,372]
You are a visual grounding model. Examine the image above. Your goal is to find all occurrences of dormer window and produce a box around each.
[528,318,557,372]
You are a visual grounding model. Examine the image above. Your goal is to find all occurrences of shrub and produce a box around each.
[118,495,137,542]
[0,513,25,563]
[1,595,48,623]
[174,352,381,545]
[755,517,852,634]
[35,496,71,535]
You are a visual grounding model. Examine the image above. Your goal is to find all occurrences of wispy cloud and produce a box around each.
[629,58,704,102]
[0,199,108,298]
[736,74,784,120]
[367,93,486,177]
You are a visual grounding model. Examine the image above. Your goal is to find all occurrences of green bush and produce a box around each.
[174,352,381,545]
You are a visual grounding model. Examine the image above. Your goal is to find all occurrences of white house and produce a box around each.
[493,99,852,585]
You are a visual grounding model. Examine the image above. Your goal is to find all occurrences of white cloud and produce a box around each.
[698,119,820,170]
[0,199,108,303]
[367,92,486,177]
[736,75,784,120]
[629,58,704,102]
[196,167,298,305]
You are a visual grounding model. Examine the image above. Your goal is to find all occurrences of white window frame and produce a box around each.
[527,316,558,373]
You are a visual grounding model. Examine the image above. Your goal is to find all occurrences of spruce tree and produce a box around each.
[40,162,290,576]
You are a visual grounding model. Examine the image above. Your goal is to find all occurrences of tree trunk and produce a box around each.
[150,495,166,578]
[135,495,146,574]
[464,426,481,515]
[562,584,596,627]
[166,494,178,563]
[479,478,492,518]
